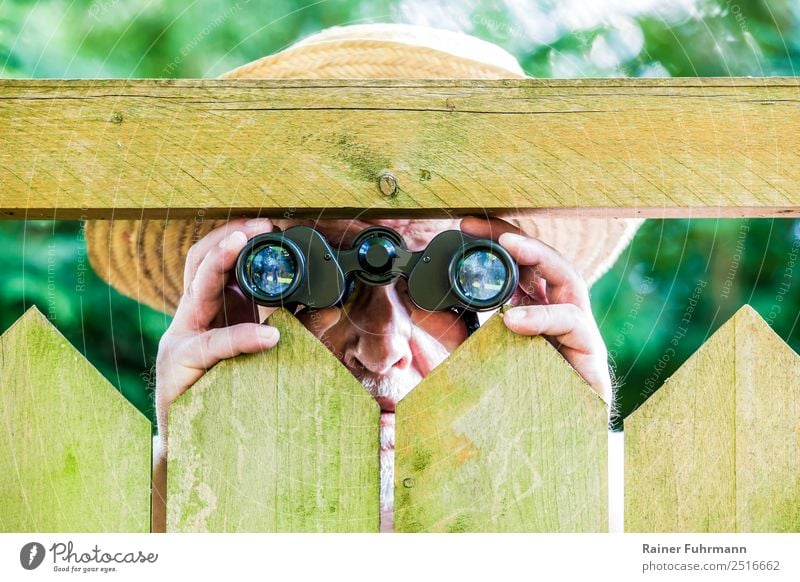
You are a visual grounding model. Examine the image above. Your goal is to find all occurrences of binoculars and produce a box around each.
[235,225,518,318]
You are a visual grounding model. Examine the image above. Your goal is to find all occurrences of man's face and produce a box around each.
[275,218,470,412]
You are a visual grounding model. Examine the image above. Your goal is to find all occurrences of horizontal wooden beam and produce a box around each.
[1,78,799,220]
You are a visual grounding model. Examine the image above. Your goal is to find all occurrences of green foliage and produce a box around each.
[0,222,168,426]
[1,0,799,427]
[592,218,800,427]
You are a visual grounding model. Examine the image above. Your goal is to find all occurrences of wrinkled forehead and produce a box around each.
[272,218,461,251]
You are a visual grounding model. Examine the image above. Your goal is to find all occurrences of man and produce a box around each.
[152,215,615,531]
[85,24,640,531]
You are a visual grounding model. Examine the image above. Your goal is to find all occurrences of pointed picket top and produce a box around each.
[625,305,800,532]
[167,308,380,532]
[394,311,608,532]
[0,307,151,532]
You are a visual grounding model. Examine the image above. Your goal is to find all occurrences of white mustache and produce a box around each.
[358,374,416,405]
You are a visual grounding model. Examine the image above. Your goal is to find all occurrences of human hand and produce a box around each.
[460,217,612,402]
[151,218,341,529]
[154,218,282,449]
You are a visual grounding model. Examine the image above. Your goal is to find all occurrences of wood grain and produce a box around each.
[625,305,800,532]
[167,309,380,532]
[1,78,800,219]
[0,307,151,532]
[394,311,608,532]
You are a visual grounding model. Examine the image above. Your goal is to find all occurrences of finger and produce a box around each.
[209,282,273,326]
[183,218,275,293]
[179,323,281,371]
[173,230,248,333]
[498,232,590,311]
[155,322,280,411]
[459,216,523,242]
[503,304,610,400]
[512,265,548,306]
[503,304,597,350]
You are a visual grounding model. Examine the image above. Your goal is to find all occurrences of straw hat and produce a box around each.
[86,24,642,315]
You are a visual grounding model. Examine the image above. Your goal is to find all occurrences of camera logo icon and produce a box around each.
[20,542,46,570]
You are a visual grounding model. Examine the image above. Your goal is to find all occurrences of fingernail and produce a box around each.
[257,326,279,341]
[501,233,527,244]
[246,218,271,228]
[504,308,527,321]
[219,230,247,250]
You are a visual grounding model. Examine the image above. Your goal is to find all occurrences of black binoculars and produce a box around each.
[235,225,518,318]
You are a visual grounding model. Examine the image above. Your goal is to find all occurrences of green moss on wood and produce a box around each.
[0,307,151,532]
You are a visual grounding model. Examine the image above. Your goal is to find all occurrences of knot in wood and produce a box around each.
[378,172,398,197]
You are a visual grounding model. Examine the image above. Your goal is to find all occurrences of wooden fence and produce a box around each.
[626,306,800,532]
[0,308,151,532]
[1,78,799,533]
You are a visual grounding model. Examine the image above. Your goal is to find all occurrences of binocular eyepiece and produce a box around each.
[235,226,518,315]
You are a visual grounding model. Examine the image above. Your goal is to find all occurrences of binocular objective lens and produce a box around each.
[249,244,297,297]
[455,250,508,303]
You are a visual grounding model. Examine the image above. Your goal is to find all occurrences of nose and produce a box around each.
[346,283,412,376]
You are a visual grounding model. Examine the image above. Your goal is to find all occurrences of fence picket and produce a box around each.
[0,307,151,532]
[394,312,608,532]
[167,309,380,532]
[625,305,800,532]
